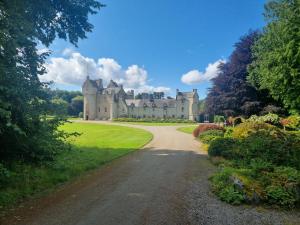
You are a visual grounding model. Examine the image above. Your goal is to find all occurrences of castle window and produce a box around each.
[181,115,184,119]
[181,107,184,112]
[98,107,100,112]
[105,107,107,113]
[172,115,175,118]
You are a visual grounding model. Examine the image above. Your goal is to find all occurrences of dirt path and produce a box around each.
[1,122,299,225]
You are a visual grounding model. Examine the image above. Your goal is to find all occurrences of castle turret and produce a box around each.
[188,89,199,121]
[82,76,99,120]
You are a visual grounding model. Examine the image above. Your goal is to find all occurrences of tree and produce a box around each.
[50,98,69,116]
[0,0,104,162]
[205,31,283,117]
[70,95,84,116]
[248,0,300,113]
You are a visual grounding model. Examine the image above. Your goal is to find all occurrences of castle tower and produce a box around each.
[188,89,199,121]
[82,76,98,120]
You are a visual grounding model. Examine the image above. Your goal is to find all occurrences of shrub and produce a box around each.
[232,121,281,139]
[239,131,300,169]
[199,130,224,144]
[264,167,300,208]
[214,115,225,124]
[208,137,238,158]
[78,112,83,118]
[280,115,300,130]
[266,185,297,208]
[210,167,244,205]
[247,113,280,126]
[224,127,234,137]
[0,163,11,188]
[193,124,224,137]
[233,117,243,126]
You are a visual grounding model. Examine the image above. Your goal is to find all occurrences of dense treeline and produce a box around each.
[205,0,299,117]
[0,0,103,163]
[47,89,83,117]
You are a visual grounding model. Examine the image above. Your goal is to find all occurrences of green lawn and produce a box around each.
[177,125,197,134]
[0,122,152,210]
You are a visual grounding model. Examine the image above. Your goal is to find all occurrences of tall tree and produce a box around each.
[0,0,104,162]
[205,31,281,117]
[248,0,300,113]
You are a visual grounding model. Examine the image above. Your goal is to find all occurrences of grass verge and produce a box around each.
[0,122,152,211]
[177,125,197,134]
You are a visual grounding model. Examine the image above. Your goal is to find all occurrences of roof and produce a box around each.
[107,80,119,88]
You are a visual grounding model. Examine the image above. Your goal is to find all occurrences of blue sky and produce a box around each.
[43,0,266,99]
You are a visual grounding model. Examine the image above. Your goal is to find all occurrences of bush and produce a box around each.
[0,163,11,188]
[208,137,238,158]
[232,121,281,139]
[78,112,83,118]
[214,115,225,124]
[199,130,224,144]
[280,115,300,130]
[211,166,300,208]
[210,167,244,205]
[247,113,280,126]
[193,124,224,137]
[224,127,234,137]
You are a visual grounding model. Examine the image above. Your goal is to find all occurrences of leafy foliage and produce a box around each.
[248,0,300,113]
[0,0,104,163]
[208,137,238,158]
[205,31,281,117]
[246,113,280,126]
[280,115,300,130]
[231,121,280,139]
[199,130,224,144]
[208,120,300,208]
[192,124,224,137]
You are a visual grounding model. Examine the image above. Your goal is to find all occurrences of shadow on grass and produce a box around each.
[0,146,140,211]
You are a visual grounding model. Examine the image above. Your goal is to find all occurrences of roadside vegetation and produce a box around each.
[193,0,300,209]
[0,122,152,211]
[192,114,300,208]
[177,126,198,134]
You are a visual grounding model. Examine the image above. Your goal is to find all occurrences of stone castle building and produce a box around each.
[82,76,199,121]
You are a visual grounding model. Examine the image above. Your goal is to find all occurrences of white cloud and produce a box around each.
[40,49,170,93]
[181,59,225,85]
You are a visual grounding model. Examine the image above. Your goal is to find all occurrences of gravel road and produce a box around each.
[1,122,299,225]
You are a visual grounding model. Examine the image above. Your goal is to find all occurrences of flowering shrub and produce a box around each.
[280,115,300,130]
[192,124,224,137]
[247,113,280,126]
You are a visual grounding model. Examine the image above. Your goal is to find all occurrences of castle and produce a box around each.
[82,76,200,121]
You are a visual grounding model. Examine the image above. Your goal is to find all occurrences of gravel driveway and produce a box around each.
[1,122,299,225]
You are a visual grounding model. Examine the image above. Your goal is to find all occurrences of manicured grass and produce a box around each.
[177,125,197,134]
[0,122,152,210]
[115,121,196,126]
